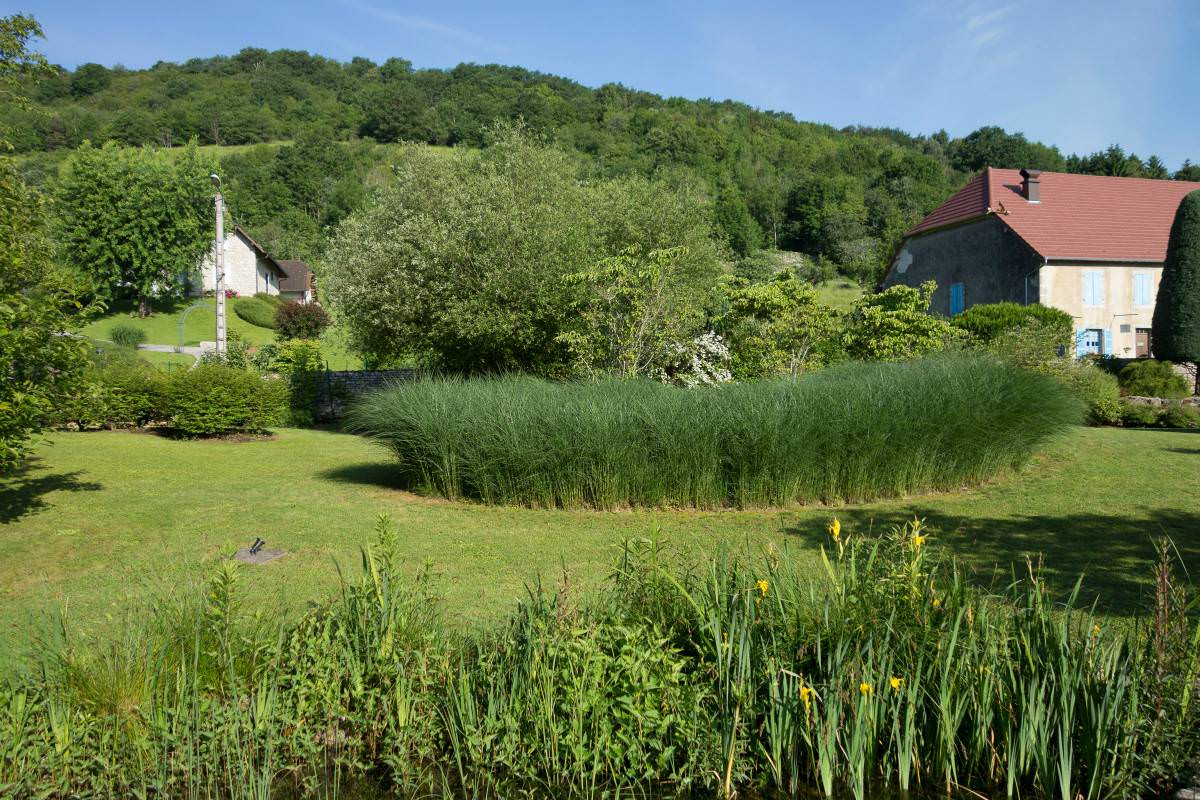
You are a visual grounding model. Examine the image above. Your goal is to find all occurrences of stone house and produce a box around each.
[883,168,1200,357]
[195,226,315,303]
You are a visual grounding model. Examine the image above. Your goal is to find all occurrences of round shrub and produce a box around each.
[952,302,1073,343]
[349,354,1082,509]
[1161,403,1200,429]
[1036,360,1122,425]
[1120,401,1163,428]
[274,301,331,340]
[1118,359,1190,399]
[162,363,287,436]
[232,296,277,329]
[109,323,147,349]
[254,292,285,307]
[55,352,164,429]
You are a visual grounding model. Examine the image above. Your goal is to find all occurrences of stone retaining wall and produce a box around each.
[313,369,416,420]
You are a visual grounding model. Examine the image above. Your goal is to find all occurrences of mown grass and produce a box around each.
[77,297,362,369]
[349,356,1082,509]
[2,421,1197,665]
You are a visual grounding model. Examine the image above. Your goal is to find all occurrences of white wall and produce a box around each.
[195,233,282,298]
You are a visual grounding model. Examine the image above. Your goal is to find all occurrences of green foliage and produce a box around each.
[951,301,1073,344]
[231,295,277,329]
[713,184,761,257]
[54,351,164,429]
[718,272,840,377]
[323,126,722,374]
[161,363,287,436]
[54,141,216,315]
[252,338,325,425]
[348,356,1080,509]
[1118,359,1190,399]
[557,246,709,378]
[1161,403,1200,429]
[0,157,89,474]
[3,520,1197,798]
[950,125,1067,172]
[1152,191,1200,387]
[273,300,329,340]
[1120,401,1163,428]
[841,281,964,361]
[108,322,146,349]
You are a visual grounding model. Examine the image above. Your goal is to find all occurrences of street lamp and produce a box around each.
[211,173,226,354]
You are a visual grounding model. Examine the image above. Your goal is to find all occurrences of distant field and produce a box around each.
[814,278,866,311]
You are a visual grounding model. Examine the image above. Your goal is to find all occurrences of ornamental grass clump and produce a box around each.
[348,354,1082,508]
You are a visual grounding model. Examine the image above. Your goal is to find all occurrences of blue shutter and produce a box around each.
[1075,329,1087,358]
[1102,329,1114,356]
[1094,272,1105,306]
[949,283,965,315]
[1133,274,1152,306]
[1082,272,1093,306]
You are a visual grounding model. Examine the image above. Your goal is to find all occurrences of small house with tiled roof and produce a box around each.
[883,168,1200,357]
[194,226,315,304]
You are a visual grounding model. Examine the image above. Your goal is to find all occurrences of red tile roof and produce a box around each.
[906,168,1200,262]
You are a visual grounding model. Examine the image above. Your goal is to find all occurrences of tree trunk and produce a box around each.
[137,293,151,318]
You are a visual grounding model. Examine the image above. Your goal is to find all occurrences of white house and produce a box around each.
[195,226,314,303]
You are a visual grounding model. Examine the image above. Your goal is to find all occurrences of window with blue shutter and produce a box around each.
[1133,273,1153,306]
[1102,329,1114,356]
[1074,329,1087,358]
[949,282,965,315]
[1078,328,1103,356]
[1082,271,1104,306]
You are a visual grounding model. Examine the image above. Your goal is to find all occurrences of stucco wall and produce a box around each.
[195,234,282,297]
[882,217,1041,315]
[1040,263,1162,357]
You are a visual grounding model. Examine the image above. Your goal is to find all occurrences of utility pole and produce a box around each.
[211,174,226,353]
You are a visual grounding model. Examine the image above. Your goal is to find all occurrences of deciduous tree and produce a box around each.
[54,141,215,316]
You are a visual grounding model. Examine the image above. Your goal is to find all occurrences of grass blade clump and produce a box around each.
[348,354,1083,508]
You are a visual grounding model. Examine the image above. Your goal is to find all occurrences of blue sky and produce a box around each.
[16,0,1200,168]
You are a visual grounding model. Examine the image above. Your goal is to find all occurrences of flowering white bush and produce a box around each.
[659,331,732,388]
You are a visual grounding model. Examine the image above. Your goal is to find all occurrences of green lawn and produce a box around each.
[79,298,362,370]
[814,278,866,311]
[2,425,1197,661]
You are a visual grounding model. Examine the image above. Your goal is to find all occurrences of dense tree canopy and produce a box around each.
[0,16,88,473]
[54,141,216,315]
[322,127,722,374]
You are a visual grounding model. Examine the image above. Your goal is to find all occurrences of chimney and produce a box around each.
[1020,168,1042,203]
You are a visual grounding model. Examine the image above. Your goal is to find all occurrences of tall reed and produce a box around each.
[348,355,1082,509]
[2,518,1197,799]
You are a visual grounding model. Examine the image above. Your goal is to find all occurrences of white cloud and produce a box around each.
[337,0,508,56]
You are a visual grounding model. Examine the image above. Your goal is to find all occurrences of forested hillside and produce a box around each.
[6,48,1199,279]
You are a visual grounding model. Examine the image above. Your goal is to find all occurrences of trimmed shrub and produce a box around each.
[274,301,330,340]
[349,355,1081,508]
[1161,403,1200,429]
[1151,190,1200,387]
[952,301,1073,343]
[109,323,147,349]
[1118,359,1190,399]
[55,352,164,429]
[162,363,287,436]
[232,296,277,329]
[1120,401,1163,428]
[254,292,284,307]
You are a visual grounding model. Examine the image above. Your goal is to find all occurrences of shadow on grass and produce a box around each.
[0,459,103,524]
[321,462,411,491]
[783,508,1200,617]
